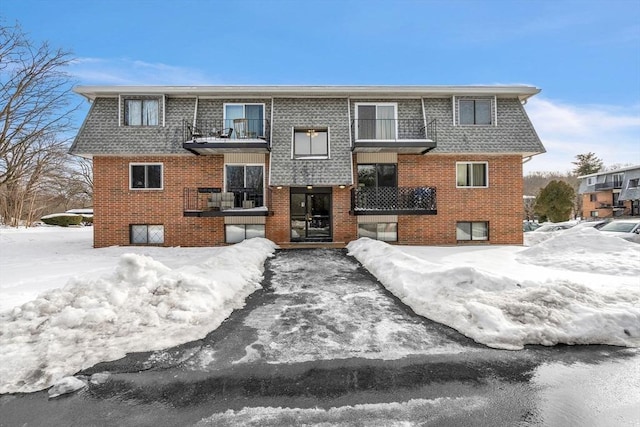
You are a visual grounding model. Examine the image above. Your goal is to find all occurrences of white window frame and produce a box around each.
[628,178,639,189]
[223,103,266,138]
[223,163,265,207]
[586,177,596,186]
[458,99,493,126]
[291,127,330,159]
[354,102,398,141]
[456,161,489,188]
[124,98,160,126]
[129,163,163,190]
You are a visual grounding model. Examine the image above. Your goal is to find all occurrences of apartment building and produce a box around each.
[578,165,640,219]
[69,85,545,247]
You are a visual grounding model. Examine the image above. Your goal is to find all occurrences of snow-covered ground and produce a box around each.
[1,225,639,394]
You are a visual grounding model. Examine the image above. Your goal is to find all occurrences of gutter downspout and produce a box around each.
[193,97,199,127]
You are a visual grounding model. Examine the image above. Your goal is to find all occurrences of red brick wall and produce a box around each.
[93,156,226,248]
[94,154,524,247]
[395,154,524,245]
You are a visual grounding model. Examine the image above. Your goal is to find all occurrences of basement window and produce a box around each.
[130,224,164,245]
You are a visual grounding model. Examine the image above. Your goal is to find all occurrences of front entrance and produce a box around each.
[290,187,332,242]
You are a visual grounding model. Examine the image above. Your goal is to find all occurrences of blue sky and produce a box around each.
[3,0,639,173]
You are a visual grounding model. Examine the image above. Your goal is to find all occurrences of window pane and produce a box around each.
[294,132,311,156]
[376,106,395,139]
[357,223,377,239]
[377,164,397,187]
[457,164,469,186]
[472,163,487,186]
[471,222,488,240]
[225,105,244,134]
[126,100,142,125]
[245,105,264,137]
[147,225,165,244]
[357,165,376,188]
[131,165,146,188]
[358,105,376,139]
[131,225,148,244]
[226,165,245,190]
[143,100,159,125]
[147,165,162,188]
[226,225,245,244]
[459,100,474,125]
[378,223,397,241]
[475,100,491,125]
[311,131,328,156]
[246,224,265,239]
[456,222,471,240]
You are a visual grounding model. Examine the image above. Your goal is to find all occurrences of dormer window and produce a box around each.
[459,99,492,125]
[125,99,159,126]
[293,127,329,158]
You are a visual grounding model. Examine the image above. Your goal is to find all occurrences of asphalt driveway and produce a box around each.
[1,249,638,427]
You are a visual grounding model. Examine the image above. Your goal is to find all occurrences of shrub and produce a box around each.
[80,215,93,225]
[40,214,83,227]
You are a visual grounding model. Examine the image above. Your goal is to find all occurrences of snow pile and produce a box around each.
[518,226,640,275]
[348,238,640,351]
[0,238,276,394]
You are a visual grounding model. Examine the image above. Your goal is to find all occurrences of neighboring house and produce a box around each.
[69,85,545,248]
[578,165,640,219]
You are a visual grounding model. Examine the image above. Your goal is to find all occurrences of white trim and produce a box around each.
[129,162,164,190]
[455,161,489,188]
[162,94,166,127]
[118,94,122,127]
[493,95,497,127]
[193,97,198,127]
[354,102,398,141]
[452,96,456,126]
[223,102,266,138]
[291,126,330,159]
[268,97,274,186]
[347,97,354,185]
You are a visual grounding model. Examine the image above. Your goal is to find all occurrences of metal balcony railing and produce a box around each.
[351,118,436,141]
[183,119,270,142]
[351,186,437,213]
[595,182,623,190]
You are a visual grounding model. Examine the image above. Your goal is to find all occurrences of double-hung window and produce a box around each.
[356,103,397,140]
[224,104,265,139]
[456,162,488,188]
[225,164,264,208]
[293,128,329,158]
[459,99,492,125]
[125,99,159,126]
[130,163,163,190]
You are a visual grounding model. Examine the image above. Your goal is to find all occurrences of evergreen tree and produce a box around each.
[572,152,603,176]
[534,180,575,222]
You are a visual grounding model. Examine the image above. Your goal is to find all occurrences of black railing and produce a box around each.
[183,187,270,212]
[183,119,270,142]
[351,186,436,212]
[595,182,623,190]
[351,118,436,141]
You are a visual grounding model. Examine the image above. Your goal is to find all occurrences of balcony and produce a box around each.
[351,119,437,154]
[183,187,272,217]
[182,119,270,155]
[351,186,437,215]
[595,182,623,190]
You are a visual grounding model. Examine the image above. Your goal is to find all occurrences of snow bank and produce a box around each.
[347,238,640,350]
[0,238,276,394]
[518,227,640,276]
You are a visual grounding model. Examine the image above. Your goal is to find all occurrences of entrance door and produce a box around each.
[290,188,332,242]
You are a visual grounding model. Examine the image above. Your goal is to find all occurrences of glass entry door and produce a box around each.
[290,188,332,242]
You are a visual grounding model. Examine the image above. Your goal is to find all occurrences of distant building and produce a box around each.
[577,165,640,219]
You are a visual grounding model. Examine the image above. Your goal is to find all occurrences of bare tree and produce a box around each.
[0,22,78,225]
